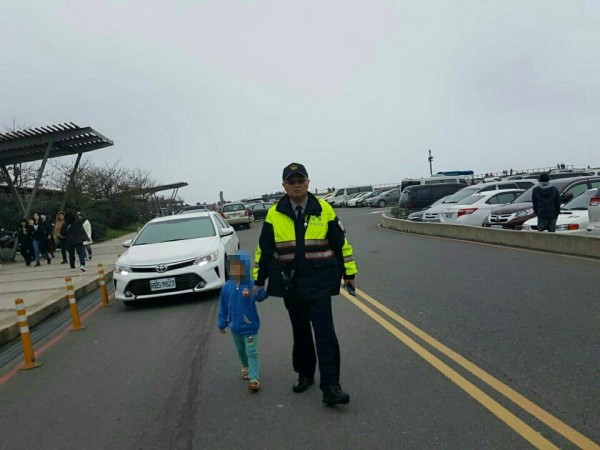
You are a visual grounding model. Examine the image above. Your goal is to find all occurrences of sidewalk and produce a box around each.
[0,233,136,345]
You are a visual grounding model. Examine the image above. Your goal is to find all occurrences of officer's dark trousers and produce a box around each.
[283,294,341,390]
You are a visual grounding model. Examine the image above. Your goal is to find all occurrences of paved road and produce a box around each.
[0,209,598,449]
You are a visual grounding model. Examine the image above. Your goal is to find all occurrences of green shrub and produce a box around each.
[90,221,107,241]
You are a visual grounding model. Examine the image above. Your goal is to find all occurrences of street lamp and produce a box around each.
[428,149,434,175]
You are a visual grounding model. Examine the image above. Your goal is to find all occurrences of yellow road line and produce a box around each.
[345,288,599,450]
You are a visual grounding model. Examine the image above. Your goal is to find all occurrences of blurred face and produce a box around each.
[58,213,64,220]
[33,213,39,221]
[229,260,244,279]
[282,176,309,203]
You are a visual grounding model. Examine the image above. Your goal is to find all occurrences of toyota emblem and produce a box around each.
[156,264,168,273]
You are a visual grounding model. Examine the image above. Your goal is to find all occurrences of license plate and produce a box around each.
[149,277,176,291]
[444,213,453,218]
[491,225,503,229]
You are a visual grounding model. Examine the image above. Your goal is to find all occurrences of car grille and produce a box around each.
[125,273,204,296]
[488,213,513,223]
[131,259,196,273]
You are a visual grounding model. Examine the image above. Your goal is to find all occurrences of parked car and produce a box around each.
[346,191,371,207]
[439,190,524,226]
[398,183,467,218]
[522,189,596,232]
[327,185,373,204]
[587,187,600,233]
[114,211,239,306]
[484,176,600,230]
[407,195,450,221]
[367,188,401,208]
[341,192,363,207]
[421,180,537,222]
[221,202,252,229]
[247,202,272,221]
[356,189,389,207]
[178,204,209,214]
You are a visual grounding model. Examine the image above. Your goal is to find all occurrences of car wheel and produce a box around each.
[378,200,386,207]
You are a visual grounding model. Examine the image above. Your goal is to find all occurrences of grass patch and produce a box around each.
[101,224,142,242]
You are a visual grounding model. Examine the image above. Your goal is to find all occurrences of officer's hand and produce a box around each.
[344,279,356,290]
[253,285,263,296]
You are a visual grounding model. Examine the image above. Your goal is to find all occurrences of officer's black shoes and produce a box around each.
[292,377,315,393]
[322,385,350,405]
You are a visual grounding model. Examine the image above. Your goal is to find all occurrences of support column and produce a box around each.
[60,152,83,212]
[23,141,54,219]
[0,164,26,214]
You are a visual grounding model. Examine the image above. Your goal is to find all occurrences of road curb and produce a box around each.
[0,270,114,346]
[380,214,600,260]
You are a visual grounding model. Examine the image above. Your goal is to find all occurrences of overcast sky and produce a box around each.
[1,0,599,203]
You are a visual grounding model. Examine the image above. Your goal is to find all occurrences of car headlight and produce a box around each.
[515,208,534,218]
[556,224,579,231]
[194,252,218,266]
[115,264,132,275]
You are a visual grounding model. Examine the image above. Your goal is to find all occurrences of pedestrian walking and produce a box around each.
[218,251,268,392]
[64,212,90,271]
[78,212,93,260]
[54,211,67,264]
[532,173,561,232]
[253,162,358,405]
[17,219,34,266]
[40,214,53,263]
[31,212,51,266]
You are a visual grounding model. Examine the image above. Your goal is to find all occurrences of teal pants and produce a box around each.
[231,332,259,380]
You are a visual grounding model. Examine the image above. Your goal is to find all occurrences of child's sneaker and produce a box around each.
[248,379,261,391]
[241,367,249,380]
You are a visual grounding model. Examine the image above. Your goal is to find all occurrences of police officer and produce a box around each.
[253,163,358,405]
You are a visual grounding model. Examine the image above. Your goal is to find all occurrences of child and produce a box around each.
[217,251,267,391]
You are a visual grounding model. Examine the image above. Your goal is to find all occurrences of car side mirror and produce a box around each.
[220,228,234,237]
[122,239,132,248]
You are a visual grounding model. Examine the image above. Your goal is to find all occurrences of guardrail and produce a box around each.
[380,213,600,259]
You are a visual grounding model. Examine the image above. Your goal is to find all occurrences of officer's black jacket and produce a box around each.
[255,193,353,300]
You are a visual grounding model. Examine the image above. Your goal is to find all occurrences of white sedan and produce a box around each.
[587,187,600,234]
[522,188,596,233]
[439,189,524,226]
[114,211,239,306]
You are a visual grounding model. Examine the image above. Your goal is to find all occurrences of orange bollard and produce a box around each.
[97,263,111,307]
[64,277,85,331]
[15,298,43,370]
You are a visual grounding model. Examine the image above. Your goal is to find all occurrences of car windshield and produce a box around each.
[513,187,535,203]
[562,190,595,210]
[444,187,479,203]
[134,216,215,245]
[459,194,485,205]
[223,203,245,212]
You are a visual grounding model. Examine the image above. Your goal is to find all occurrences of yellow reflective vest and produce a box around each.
[253,194,357,299]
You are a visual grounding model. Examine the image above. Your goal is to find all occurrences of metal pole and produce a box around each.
[60,152,83,212]
[23,141,54,219]
[0,164,26,214]
[428,149,433,176]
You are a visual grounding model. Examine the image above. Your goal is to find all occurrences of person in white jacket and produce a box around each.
[77,212,93,261]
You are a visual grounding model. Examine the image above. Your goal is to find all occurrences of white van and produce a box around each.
[400,176,469,192]
[327,185,373,204]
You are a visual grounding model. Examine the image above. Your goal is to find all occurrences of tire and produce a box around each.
[378,200,386,208]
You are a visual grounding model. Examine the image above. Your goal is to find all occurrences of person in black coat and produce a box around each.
[532,173,561,232]
[17,219,34,266]
[64,212,90,271]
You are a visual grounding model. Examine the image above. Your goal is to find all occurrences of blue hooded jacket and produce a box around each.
[217,250,267,335]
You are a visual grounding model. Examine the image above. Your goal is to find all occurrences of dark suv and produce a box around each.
[398,183,466,218]
[484,176,600,230]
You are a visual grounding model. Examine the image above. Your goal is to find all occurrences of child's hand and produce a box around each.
[219,328,226,334]
[255,287,268,302]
